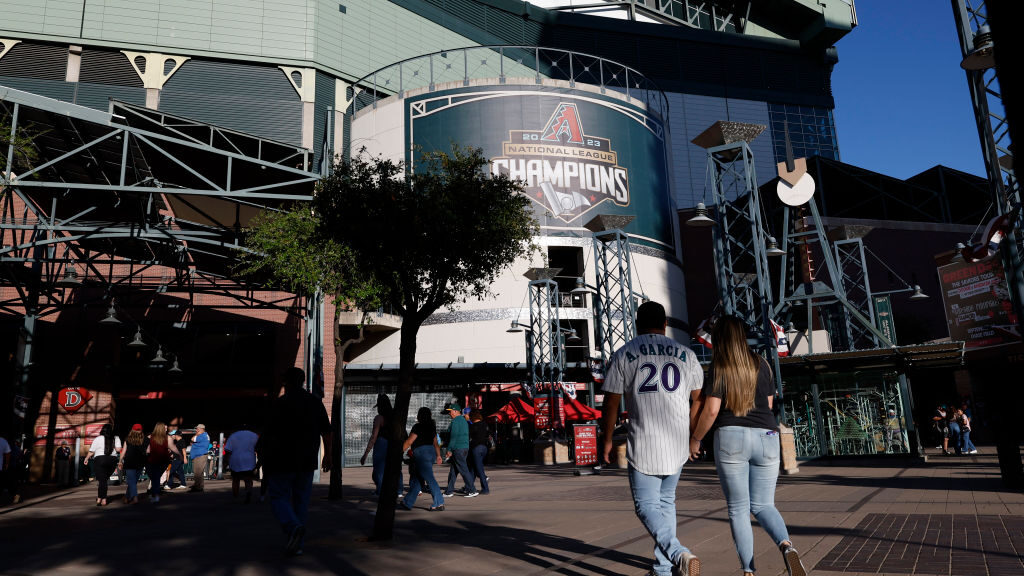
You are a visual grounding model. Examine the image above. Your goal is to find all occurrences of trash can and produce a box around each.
[779,424,799,474]
[533,438,570,465]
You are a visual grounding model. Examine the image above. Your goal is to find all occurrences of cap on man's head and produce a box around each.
[445,402,462,412]
[131,423,143,431]
[196,423,206,430]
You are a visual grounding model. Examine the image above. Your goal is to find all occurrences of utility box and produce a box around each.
[779,424,799,474]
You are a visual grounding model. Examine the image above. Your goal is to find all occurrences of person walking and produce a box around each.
[83,424,121,507]
[261,367,332,557]
[442,402,477,497]
[933,405,951,454]
[399,407,445,511]
[601,301,704,576]
[360,393,403,497]
[0,434,12,503]
[189,424,210,492]
[118,424,146,504]
[957,408,978,454]
[947,408,962,456]
[55,440,72,487]
[145,422,180,503]
[225,424,260,503]
[467,409,491,495]
[164,430,188,490]
[689,315,807,576]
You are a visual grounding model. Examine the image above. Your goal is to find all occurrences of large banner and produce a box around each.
[407,86,675,248]
[939,256,1021,349]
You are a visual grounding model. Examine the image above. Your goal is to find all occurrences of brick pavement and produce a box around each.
[1,447,1021,576]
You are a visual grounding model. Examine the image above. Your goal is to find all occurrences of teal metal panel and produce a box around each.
[0,42,67,81]
[313,70,335,171]
[0,77,76,102]
[0,1,46,35]
[160,59,302,146]
[73,82,146,111]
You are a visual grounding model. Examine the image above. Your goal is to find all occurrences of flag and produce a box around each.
[696,317,713,349]
[771,319,790,357]
[590,357,605,384]
[962,209,1016,262]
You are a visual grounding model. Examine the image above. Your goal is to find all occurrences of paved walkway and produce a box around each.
[2,448,1022,575]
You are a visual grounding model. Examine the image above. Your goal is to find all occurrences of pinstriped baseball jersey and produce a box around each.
[602,333,704,475]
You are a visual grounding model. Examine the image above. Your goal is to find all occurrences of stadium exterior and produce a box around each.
[1,1,861,472]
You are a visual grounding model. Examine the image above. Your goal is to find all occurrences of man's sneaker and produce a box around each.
[286,525,306,556]
[443,492,454,497]
[781,544,807,576]
[463,491,479,498]
[675,551,700,576]
[970,449,979,454]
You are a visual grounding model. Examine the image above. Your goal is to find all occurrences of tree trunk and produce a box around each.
[371,317,419,540]
[328,309,367,500]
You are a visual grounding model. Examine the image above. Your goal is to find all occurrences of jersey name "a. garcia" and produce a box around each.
[624,343,689,363]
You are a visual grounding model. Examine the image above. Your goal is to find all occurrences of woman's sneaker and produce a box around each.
[781,544,807,576]
[675,551,700,576]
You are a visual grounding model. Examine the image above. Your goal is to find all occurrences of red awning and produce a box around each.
[563,396,601,421]
[488,396,535,424]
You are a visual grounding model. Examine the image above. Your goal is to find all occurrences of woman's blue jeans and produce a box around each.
[372,437,403,496]
[402,445,444,509]
[961,429,977,452]
[948,422,962,454]
[469,444,489,493]
[715,426,791,574]
[124,468,141,500]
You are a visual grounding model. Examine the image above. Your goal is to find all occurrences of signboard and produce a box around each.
[872,295,898,345]
[533,395,565,430]
[57,387,92,414]
[573,424,598,466]
[939,256,1021,349]
[407,86,675,248]
[34,425,79,447]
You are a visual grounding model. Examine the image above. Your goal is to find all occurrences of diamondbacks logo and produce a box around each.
[491,102,630,222]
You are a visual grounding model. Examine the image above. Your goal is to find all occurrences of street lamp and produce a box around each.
[686,202,715,227]
[507,321,530,333]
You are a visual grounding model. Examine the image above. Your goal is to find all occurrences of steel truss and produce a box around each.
[952,0,1024,339]
[592,229,637,363]
[528,279,563,392]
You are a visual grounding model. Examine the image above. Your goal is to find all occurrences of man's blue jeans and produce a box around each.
[445,448,474,493]
[715,426,791,573]
[267,470,314,543]
[628,464,690,576]
[402,445,444,509]
[165,459,186,488]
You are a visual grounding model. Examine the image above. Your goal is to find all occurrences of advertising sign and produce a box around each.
[533,395,565,430]
[939,255,1021,349]
[573,424,598,466]
[57,387,92,414]
[407,86,674,248]
[34,425,79,447]
[872,295,898,345]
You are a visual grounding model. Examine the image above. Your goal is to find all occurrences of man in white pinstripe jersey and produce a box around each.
[602,301,705,576]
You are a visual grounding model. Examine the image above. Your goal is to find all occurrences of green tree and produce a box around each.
[238,206,379,500]
[315,145,537,540]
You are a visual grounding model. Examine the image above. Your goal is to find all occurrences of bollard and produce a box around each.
[779,424,799,474]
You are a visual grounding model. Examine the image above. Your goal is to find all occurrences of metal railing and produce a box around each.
[350,45,668,120]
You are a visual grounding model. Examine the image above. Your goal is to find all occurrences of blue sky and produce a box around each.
[831,1,986,180]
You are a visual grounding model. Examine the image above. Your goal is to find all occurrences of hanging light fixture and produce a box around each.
[765,236,785,256]
[168,359,183,374]
[951,242,966,263]
[152,346,167,363]
[686,202,715,227]
[961,25,995,70]
[506,321,524,333]
[909,285,930,300]
[99,303,121,325]
[56,268,82,288]
[566,328,582,344]
[570,277,591,295]
[127,329,147,348]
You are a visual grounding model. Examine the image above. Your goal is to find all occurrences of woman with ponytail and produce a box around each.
[689,316,806,576]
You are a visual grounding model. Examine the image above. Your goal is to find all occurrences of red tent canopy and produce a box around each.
[563,396,602,421]
[488,396,535,424]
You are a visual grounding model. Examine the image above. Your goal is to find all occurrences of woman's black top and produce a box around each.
[469,421,489,448]
[122,443,147,470]
[702,357,778,431]
[377,414,393,442]
[410,421,436,449]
